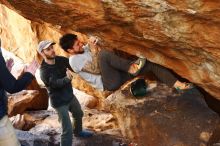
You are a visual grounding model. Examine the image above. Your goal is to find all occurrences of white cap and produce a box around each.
[38,40,55,53]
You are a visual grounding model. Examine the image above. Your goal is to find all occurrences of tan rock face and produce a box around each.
[73,88,98,109]
[8,90,39,117]
[7,88,48,117]
[0,1,220,100]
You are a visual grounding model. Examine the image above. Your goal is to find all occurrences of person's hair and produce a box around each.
[59,33,78,52]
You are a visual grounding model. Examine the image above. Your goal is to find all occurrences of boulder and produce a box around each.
[8,87,48,117]
[14,65,49,111]
[14,109,127,146]
[73,87,98,109]
[10,114,26,130]
[106,80,220,146]
[16,129,128,146]
[8,90,39,117]
[26,78,49,111]
[16,130,51,146]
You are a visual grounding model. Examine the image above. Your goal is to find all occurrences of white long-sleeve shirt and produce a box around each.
[69,44,104,91]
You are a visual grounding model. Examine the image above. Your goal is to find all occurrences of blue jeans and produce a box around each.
[55,97,83,146]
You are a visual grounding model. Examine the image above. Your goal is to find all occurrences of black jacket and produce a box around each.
[0,50,33,119]
[40,56,74,108]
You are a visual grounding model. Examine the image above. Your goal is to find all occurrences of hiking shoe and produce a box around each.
[75,130,94,138]
[130,57,146,76]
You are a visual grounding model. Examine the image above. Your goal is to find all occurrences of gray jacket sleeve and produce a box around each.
[40,69,71,89]
[48,75,71,89]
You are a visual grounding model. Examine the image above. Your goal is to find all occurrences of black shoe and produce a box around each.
[75,130,94,138]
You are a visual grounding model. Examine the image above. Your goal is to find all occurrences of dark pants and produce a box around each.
[55,97,83,146]
[99,50,177,91]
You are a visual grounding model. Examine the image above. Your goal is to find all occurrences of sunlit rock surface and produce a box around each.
[8,90,39,117]
[1,0,220,99]
[1,1,220,145]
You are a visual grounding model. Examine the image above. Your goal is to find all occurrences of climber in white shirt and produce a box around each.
[59,33,193,92]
